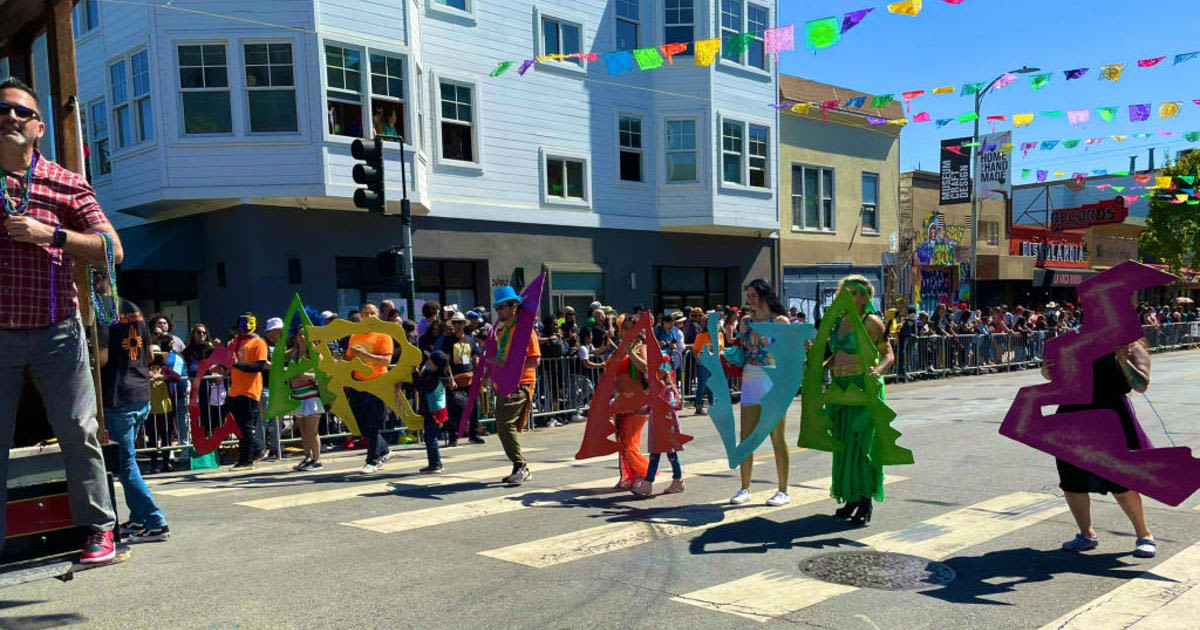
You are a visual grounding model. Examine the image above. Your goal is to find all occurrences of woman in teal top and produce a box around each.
[823,275,894,526]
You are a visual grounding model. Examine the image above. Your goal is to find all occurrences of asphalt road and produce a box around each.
[4,350,1199,630]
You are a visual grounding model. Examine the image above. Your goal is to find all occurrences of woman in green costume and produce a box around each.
[823,275,893,526]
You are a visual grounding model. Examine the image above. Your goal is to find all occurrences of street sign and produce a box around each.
[1050,197,1129,231]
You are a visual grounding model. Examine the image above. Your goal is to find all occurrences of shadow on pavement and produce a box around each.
[924,547,1164,605]
[0,613,87,629]
[688,514,861,555]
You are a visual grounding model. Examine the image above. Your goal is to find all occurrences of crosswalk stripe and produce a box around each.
[1038,540,1200,629]
[671,491,1067,623]
[342,456,740,534]
[154,448,538,497]
[477,475,908,568]
[234,458,584,511]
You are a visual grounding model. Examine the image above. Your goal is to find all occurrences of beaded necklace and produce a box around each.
[0,153,37,216]
[88,232,120,326]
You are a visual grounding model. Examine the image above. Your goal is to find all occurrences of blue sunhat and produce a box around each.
[492,285,521,308]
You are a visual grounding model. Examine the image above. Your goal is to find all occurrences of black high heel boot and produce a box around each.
[850,498,873,526]
[834,502,856,518]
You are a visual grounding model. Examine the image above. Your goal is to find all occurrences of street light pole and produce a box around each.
[968,65,1040,310]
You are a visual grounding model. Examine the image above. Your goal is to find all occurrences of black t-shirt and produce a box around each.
[97,299,152,408]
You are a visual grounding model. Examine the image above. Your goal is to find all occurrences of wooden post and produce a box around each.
[45,0,81,173]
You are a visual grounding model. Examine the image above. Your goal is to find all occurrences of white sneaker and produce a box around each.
[729,489,752,505]
[360,463,379,474]
[766,491,791,506]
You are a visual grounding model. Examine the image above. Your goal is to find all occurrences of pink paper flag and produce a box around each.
[994,72,1017,89]
[1123,195,1141,206]
[1067,109,1090,126]
[1085,137,1104,149]
[1020,142,1037,157]
[1137,56,1166,68]
[986,115,1007,122]
[764,25,795,61]
[912,112,931,122]
[902,90,924,112]
[944,145,964,155]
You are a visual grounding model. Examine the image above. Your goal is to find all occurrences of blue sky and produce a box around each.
[778,0,1200,176]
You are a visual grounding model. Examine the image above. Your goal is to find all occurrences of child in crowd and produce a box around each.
[414,351,454,474]
[146,345,181,473]
[200,343,227,436]
[632,355,686,497]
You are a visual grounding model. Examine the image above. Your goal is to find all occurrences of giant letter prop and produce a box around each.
[306,318,423,435]
[699,313,811,469]
[188,346,241,455]
[1000,261,1200,506]
[798,289,913,466]
[575,316,693,460]
[457,272,547,437]
[265,294,333,419]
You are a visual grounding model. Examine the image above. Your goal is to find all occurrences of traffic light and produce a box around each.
[351,136,385,214]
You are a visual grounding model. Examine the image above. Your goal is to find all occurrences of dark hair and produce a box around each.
[150,313,174,331]
[348,309,360,318]
[422,301,441,318]
[745,279,786,316]
[0,78,39,109]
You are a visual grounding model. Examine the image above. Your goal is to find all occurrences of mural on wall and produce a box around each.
[901,210,965,311]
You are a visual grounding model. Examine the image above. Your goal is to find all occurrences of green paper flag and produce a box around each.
[1190,200,1199,205]
[1097,106,1118,122]
[1112,171,1129,177]
[1112,186,1125,192]
[633,47,664,70]
[1187,131,1200,142]
[957,111,978,123]
[489,61,515,77]
[1040,110,1064,118]
[871,94,895,108]
[962,141,980,148]
[1063,139,1081,148]
[805,17,841,50]
[1180,175,1196,185]
[1029,73,1052,90]
[961,82,985,96]
[724,32,755,56]
[1022,169,1032,178]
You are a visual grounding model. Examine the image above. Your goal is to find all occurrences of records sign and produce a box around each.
[940,138,972,205]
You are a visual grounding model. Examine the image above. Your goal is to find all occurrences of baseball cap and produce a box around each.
[319,310,336,321]
[264,317,284,332]
[589,301,603,311]
[466,311,481,320]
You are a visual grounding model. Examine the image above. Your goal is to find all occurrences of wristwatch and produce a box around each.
[51,226,66,248]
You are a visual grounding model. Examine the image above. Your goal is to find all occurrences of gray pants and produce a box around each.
[0,316,116,548]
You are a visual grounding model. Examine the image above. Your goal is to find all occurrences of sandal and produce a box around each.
[1133,538,1156,558]
[1062,533,1099,552]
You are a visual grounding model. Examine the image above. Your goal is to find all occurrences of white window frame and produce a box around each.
[175,40,234,137]
[747,123,769,189]
[664,116,700,185]
[615,111,646,186]
[242,40,299,135]
[534,8,587,75]
[73,0,100,39]
[107,57,130,151]
[428,0,476,21]
[663,0,695,54]
[791,163,836,232]
[539,147,591,209]
[88,98,111,178]
[614,0,640,49]
[432,72,483,171]
[721,117,744,185]
[717,0,771,73]
[718,116,771,190]
[368,49,410,142]
[861,171,880,235]
[322,41,412,146]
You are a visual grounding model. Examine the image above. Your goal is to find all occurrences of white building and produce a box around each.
[68,0,780,328]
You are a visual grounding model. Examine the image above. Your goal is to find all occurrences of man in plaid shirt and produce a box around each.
[0,78,124,564]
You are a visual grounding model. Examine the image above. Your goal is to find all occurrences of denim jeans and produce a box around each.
[0,316,116,550]
[423,414,442,468]
[172,380,190,460]
[645,451,681,483]
[104,401,167,529]
[228,395,263,464]
[346,388,389,464]
[695,364,713,408]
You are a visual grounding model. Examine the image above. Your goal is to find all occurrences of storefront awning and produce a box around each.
[117,216,204,271]
[1033,268,1102,288]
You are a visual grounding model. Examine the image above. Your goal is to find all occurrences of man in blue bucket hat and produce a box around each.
[490,285,540,485]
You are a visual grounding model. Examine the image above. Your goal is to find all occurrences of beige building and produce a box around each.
[776,76,902,315]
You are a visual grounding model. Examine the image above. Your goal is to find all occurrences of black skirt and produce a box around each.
[1055,397,1141,495]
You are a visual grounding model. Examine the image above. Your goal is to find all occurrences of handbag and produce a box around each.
[453,372,474,389]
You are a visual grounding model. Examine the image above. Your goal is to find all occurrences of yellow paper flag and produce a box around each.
[932,86,954,94]
[890,118,908,126]
[1054,171,1065,178]
[1159,101,1182,119]
[1000,143,1013,154]
[695,38,721,67]
[1112,135,1127,142]
[789,103,812,116]
[1177,194,1190,203]
[1155,176,1173,189]
[887,0,922,16]
[1012,113,1035,128]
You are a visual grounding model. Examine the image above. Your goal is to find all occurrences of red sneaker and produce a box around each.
[80,529,116,564]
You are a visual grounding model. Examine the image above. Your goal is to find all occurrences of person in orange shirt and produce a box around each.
[491,286,540,485]
[344,301,395,474]
[691,316,724,416]
[220,313,269,468]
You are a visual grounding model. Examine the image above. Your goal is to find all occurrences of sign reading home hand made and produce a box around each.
[1051,197,1129,232]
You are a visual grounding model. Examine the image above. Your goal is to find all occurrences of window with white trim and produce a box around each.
[244,42,297,133]
[73,0,100,38]
[721,120,743,184]
[108,60,130,149]
[130,50,152,143]
[664,0,694,55]
[541,16,582,65]
[746,4,768,70]
[545,155,587,201]
[177,44,232,135]
[433,0,468,10]
[666,118,697,183]
[615,0,639,49]
[792,165,835,231]
[438,79,476,163]
[370,52,407,141]
[720,0,742,63]
[89,100,111,176]
[748,124,768,187]
[861,172,879,233]
[325,45,362,138]
[618,114,643,182]
[720,0,769,69]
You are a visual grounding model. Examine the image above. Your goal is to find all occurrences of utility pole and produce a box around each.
[352,136,416,320]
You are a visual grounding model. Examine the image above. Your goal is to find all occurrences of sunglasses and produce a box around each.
[0,102,40,121]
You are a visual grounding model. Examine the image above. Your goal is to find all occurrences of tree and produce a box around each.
[1140,150,1200,273]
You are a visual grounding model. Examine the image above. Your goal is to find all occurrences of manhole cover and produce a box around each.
[799,551,956,591]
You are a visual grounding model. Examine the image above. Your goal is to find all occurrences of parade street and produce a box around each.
[3,350,1198,630]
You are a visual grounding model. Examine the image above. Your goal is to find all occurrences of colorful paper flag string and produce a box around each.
[1099,63,1126,81]
[633,47,664,70]
[1138,56,1166,68]
[764,25,795,60]
[1129,103,1151,122]
[887,0,923,16]
[1064,68,1089,80]
[1097,106,1118,122]
[695,38,721,67]
[841,8,874,33]
[489,61,514,77]
[1160,101,1182,119]
[1029,73,1052,90]
[804,18,841,50]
